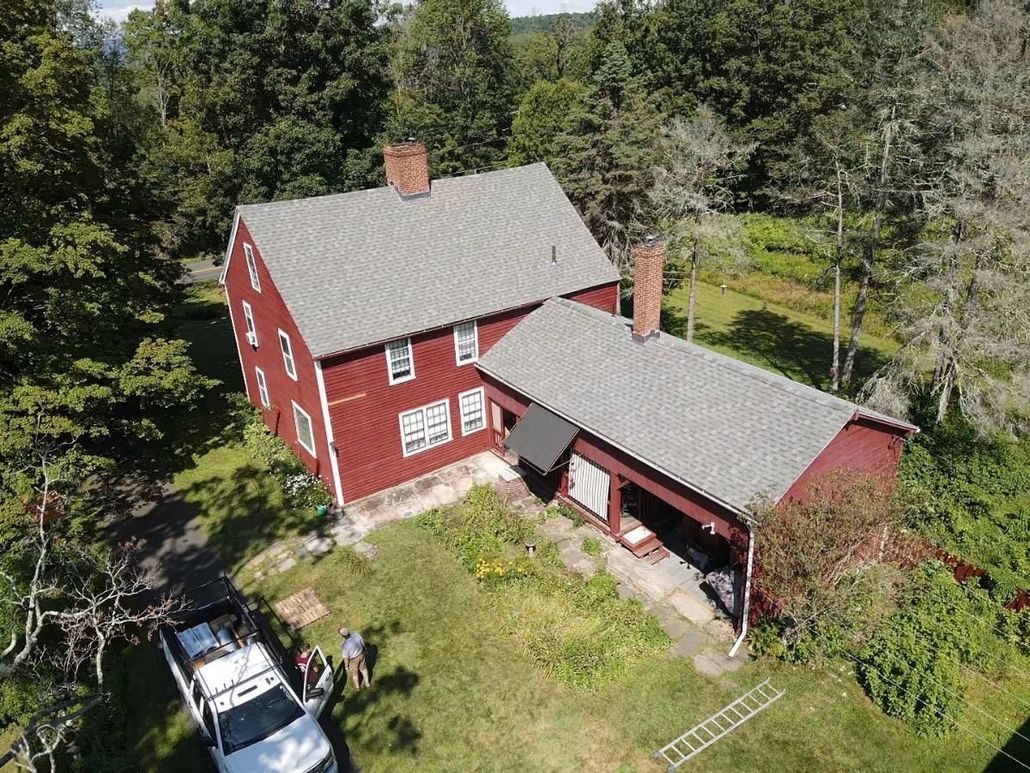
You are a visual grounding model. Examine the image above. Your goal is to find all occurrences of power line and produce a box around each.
[842,651,1030,771]
[858,635,1030,748]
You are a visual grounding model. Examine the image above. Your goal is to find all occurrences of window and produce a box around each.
[242,301,257,346]
[278,330,297,380]
[243,243,260,291]
[453,321,478,365]
[292,402,316,456]
[385,338,414,384]
[398,399,451,457]
[458,388,485,435]
[254,367,270,408]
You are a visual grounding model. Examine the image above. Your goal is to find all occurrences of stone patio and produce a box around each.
[239,451,748,676]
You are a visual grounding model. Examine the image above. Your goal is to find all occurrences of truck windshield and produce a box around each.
[218,684,304,755]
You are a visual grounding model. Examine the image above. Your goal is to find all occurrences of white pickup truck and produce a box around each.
[159,577,338,773]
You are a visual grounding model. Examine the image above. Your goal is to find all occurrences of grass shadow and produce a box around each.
[179,460,326,570]
[664,304,889,391]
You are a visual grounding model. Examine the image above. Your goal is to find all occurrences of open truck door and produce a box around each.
[301,646,334,718]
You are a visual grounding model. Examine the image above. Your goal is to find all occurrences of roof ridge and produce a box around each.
[548,296,856,418]
[236,162,550,212]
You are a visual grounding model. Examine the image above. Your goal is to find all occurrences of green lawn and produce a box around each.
[91,282,1030,773]
[665,280,899,391]
[233,522,1024,773]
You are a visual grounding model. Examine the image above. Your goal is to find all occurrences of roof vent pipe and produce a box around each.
[551,245,557,266]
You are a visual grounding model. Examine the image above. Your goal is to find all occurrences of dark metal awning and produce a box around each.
[504,403,578,473]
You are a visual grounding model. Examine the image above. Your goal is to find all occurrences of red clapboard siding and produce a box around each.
[785,416,909,501]
[321,283,618,502]
[223,219,334,493]
[483,377,748,560]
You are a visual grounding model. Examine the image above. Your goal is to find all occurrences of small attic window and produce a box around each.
[243,243,260,292]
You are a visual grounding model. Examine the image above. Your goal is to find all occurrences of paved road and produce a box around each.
[180,258,221,284]
[111,483,225,595]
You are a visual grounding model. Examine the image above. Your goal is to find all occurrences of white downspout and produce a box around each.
[728,521,755,658]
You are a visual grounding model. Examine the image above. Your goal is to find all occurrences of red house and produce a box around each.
[220,142,620,505]
[221,143,917,645]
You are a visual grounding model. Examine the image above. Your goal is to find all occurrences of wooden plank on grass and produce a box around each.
[273,587,330,630]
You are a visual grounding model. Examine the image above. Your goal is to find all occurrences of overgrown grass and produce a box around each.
[417,486,670,688]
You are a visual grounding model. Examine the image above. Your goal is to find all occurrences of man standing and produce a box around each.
[338,627,371,692]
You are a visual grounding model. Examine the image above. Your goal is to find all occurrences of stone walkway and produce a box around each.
[240,451,748,676]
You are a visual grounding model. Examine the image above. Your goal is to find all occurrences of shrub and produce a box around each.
[331,546,375,576]
[581,536,602,556]
[752,470,905,663]
[897,419,1030,601]
[242,410,332,510]
[857,562,1007,736]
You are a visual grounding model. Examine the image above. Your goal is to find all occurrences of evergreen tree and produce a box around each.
[389,0,517,176]
[552,41,662,274]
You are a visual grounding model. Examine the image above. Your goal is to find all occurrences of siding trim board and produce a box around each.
[223,285,251,402]
[315,361,345,505]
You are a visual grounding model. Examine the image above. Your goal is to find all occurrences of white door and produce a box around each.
[302,646,334,717]
[569,453,610,521]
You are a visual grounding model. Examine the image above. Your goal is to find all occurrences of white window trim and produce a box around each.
[385,338,415,385]
[398,398,452,458]
[242,300,258,346]
[243,242,261,292]
[292,401,317,457]
[453,320,479,366]
[254,367,270,408]
[278,329,298,381]
[458,387,486,436]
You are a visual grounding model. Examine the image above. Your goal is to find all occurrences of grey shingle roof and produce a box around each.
[234,163,620,358]
[478,298,916,513]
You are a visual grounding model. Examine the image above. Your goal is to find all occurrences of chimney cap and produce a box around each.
[644,234,658,246]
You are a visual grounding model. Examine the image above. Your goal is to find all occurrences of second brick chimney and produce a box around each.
[632,236,665,339]
[383,140,430,197]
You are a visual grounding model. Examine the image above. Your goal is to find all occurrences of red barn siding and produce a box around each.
[320,283,618,503]
[223,219,334,492]
[483,377,748,561]
[785,416,909,501]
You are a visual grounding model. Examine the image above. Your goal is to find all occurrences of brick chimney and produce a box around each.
[632,236,665,339]
[383,140,430,197]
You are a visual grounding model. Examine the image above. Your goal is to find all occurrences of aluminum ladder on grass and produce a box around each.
[653,678,785,770]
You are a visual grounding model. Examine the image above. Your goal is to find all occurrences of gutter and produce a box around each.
[728,520,755,658]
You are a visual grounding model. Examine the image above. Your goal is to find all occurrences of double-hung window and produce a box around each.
[453,321,478,365]
[254,367,270,408]
[458,388,485,435]
[243,243,261,292]
[398,399,451,457]
[278,330,297,380]
[385,338,415,384]
[242,301,258,347]
[292,401,316,456]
